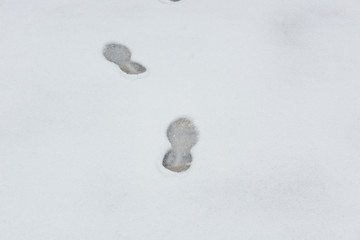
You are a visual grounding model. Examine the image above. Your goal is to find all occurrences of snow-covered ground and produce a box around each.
[1,0,360,239]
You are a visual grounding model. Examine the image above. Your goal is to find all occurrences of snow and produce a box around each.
[1,0,360,239]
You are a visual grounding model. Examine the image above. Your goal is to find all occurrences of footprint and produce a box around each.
[163,118,199,173]
[103,43,146,75]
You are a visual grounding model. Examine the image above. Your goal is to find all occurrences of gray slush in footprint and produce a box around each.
[103,43,146,75]
[163,118,199,172]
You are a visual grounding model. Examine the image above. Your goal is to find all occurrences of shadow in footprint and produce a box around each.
[103,43,146,75]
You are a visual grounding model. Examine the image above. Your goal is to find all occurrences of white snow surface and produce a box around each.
[1,0,360,239]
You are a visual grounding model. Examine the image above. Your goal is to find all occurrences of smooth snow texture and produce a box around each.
[1,0,360,239]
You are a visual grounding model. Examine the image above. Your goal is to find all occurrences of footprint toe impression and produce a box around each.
[103,43,146,75]
[163,118,198,173]
[103,43,131,65]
